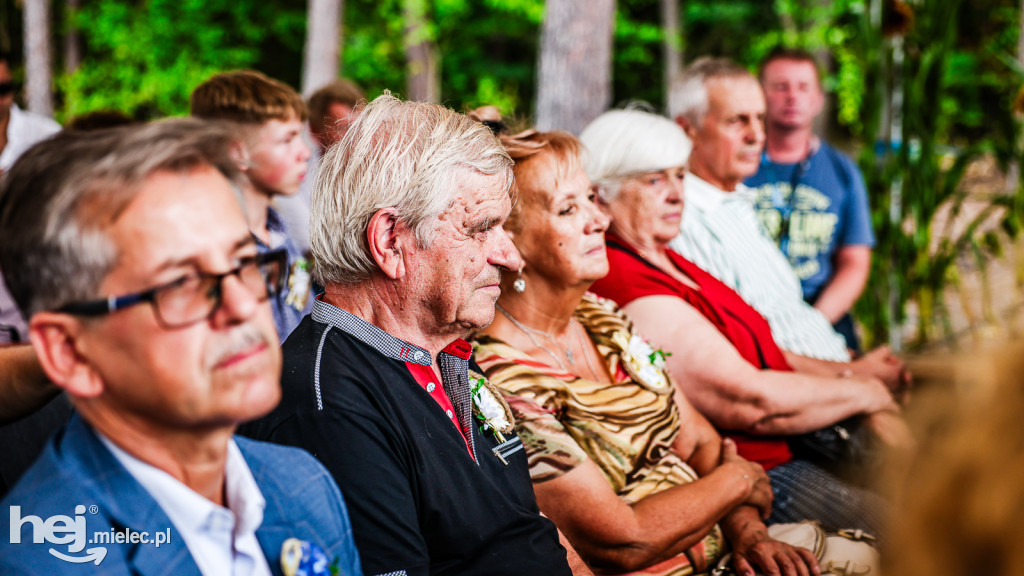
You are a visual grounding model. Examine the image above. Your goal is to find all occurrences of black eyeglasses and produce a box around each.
[56,249,289,329]
[0,82,16,96]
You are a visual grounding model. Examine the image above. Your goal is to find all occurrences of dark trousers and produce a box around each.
[833,313,860,354]
[766,459,886,538]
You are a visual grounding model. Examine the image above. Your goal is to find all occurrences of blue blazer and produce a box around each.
[0,414,362,575]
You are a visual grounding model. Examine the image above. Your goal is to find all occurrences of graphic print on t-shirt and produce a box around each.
[750,181,838,283]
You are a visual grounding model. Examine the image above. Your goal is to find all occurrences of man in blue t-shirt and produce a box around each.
[745,48,874,351]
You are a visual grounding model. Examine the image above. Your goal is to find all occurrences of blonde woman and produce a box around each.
[473,129,817,576]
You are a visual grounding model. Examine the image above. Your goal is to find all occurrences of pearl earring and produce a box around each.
[513,269,526,293]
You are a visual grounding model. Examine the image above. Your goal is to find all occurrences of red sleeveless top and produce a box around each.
[590,235,793,470]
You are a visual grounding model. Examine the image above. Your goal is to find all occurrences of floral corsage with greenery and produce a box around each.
[610,330,672,394]
[468,370,515,443]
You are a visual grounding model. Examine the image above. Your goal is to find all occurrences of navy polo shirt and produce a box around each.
[239,298,571,576]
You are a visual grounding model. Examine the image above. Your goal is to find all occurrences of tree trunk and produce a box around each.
[63,0,80,74]
[404,0,439,103]
[24,0,53,117]
[812,50,832,139]
[661,0,683,112]
[1018,0,1024,64]
[302,0,344,97]
[1009,0,1024,189]
[536,0,615,134]
[812,0,832,140]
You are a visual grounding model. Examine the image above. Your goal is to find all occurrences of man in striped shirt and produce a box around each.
[667,57,909,394]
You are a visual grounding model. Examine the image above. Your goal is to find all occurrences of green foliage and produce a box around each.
[57,0,306,122]
[341,0,541,116]
[683,1,779,66]
[434,0,540,114]
[38,0,1024,347]
[612,0,663,108]
[844,0,1024,347]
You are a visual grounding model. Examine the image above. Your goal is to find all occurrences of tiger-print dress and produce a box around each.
[473,293,726,576]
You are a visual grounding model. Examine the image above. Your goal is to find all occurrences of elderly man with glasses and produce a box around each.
[0,120,362,576]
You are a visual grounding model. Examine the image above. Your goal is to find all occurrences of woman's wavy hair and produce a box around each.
[497,128,585,233]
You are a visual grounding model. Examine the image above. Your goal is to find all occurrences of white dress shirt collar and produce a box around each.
[684,172,756,213]
[99,434,273,576]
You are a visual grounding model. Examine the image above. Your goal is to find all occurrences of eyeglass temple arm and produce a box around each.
[57,293,149,316]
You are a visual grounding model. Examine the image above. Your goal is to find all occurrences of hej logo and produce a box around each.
[10,504,107,564]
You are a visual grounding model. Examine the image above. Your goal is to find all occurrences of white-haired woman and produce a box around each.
[582,109,904,536]
[472,128,818,576]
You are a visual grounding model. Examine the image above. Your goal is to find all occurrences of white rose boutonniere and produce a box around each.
[285,257,312,311]
[610,330,672,394]
[469,371,515,443]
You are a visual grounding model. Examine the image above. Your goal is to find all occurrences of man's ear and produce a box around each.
[675,114,698,139]
[28,313,105,398]
[367,207,408,280]
[228,139,251,172]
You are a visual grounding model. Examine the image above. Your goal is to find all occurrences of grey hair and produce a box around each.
[0,118,246,317]
[311,92,513,285]
[667,56,753,125]
[579,109,692,201]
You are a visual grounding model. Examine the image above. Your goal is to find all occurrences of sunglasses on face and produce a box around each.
[0,82,16,96]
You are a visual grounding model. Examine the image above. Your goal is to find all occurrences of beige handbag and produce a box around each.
[711,521,880,576]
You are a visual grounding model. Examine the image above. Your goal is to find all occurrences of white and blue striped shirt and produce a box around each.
[670,174,851,362]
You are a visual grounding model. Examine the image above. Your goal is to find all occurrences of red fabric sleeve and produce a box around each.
[591,235,793,470]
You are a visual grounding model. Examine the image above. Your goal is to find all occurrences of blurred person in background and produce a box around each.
[745,48,874,352]
[667,57,909,398]
[277,78,365,255]
[885,344,1024,575]
[0,51,61,345]
[192,70,314,342]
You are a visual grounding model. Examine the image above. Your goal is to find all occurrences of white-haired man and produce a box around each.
[240,94,575,576]
[0,121,361,575]
[667,57,909,393]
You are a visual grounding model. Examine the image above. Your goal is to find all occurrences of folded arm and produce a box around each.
[535,444,759,573]
[670,389,818,575]
[783,345,911,398]
[622,296,898,436]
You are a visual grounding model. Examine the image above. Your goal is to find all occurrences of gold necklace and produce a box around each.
[570,319,606,382]
[495,303,574,372]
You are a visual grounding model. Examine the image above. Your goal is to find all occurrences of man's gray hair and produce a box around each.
[0,118,245,318]
[311,92,513,285]
[579,109,691,201]
[668,57,753,125]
